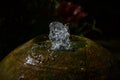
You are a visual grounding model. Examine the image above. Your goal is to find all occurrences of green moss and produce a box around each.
[71,35,87,49]
[34,35,87,50]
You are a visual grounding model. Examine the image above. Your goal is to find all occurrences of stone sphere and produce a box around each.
[0,35,113,80]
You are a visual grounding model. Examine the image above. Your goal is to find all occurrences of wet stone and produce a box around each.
[0,35,113,80]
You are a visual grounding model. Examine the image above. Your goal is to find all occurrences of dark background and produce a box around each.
[0,0,120,60]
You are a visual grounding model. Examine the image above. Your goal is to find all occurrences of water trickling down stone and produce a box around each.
[49,21,71,50]
[24,43,56,66]
[24,44,45,65]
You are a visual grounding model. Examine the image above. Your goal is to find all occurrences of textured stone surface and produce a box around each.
[0,35,113,80]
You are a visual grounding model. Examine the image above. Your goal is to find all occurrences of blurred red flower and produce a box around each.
[54,0,88,23]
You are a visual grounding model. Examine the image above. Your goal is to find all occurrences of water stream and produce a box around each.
[49,21,71,50]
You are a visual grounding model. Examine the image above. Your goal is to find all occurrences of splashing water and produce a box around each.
[49,21,71,50]
[24,21,71,66]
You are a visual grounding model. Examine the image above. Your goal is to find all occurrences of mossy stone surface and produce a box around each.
[0,35,113,80]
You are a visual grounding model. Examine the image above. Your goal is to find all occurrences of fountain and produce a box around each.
[0,21,113,80]
[49,21,71,50]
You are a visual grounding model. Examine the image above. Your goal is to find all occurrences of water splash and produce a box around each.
[24,21,71,66]
[49,21,71,50]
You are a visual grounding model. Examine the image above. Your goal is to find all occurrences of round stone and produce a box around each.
[0,35,113,80]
